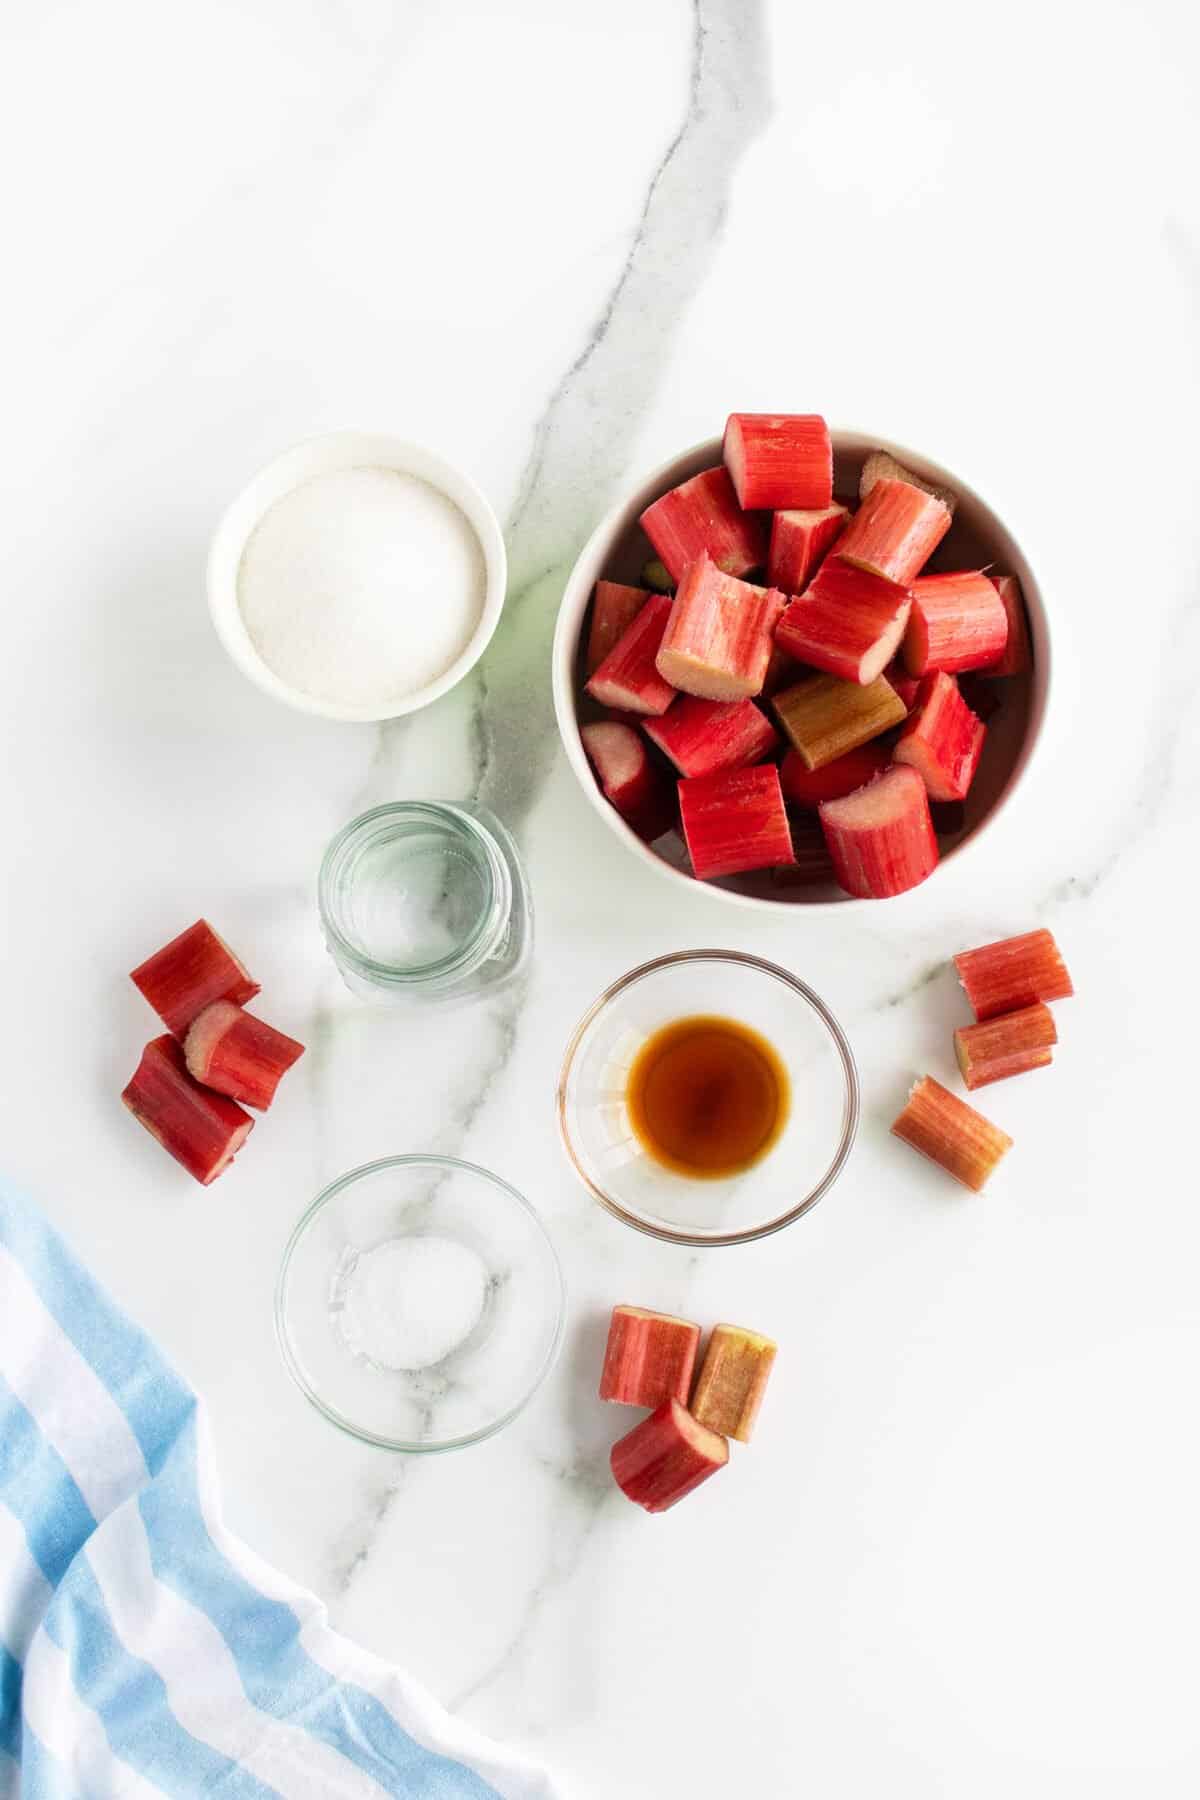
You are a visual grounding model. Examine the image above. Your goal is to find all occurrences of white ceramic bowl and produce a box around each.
[208,431,507,722]
[552,430,1051,909]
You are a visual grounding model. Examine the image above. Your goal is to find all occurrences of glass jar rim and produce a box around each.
[318,801,512,987]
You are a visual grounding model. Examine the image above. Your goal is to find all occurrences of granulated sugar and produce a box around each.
[237,466,485,709]
[336,1235,488,1373]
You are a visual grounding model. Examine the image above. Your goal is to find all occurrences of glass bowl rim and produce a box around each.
[556,949,860,1247]
[274,1152,567,1452]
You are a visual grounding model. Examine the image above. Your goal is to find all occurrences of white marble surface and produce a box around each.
[3,2,1200,1793]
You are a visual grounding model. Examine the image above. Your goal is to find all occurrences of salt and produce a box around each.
[336,1235,488,1373]
[237,466,486,709]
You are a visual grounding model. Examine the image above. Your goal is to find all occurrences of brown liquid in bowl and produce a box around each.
[626,1015,789,1179]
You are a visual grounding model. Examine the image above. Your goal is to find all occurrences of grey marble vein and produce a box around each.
[470,0,773,831]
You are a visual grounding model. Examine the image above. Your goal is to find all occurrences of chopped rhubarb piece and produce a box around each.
[776,556,912,686]
[690,1323,777,1443]
[818,765,938,898]
[581,721,674,841]
[678,763,793,880]
[954,1002,1057,1091]
[953,928,1074,1021]
[586,581,650,676]
[610,1398,728,1514]
[766,502,849,593]
[644,695,777,779]
[183,1001,305,1111]
[779,739,891,807]
[599,1306,701,1409]
[122,1035,254,1185]
[640,466,767,584]
[986,574,1032,676]
[769,815,837,886]
[641,558,675,593]
[883,659,922,712]
[894,671,986,802]
[838,477,952,586]
[859,449,956,511]
[891,1075,1012,1191]
[904,570,1009,676]
[656,553,786,701]
[130,919,260,1038]
[585,591,676,716]
[772,672,906,771]
[723,413,833,511]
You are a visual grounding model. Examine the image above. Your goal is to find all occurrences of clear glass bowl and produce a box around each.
[275,1156,565,1451]
[557,951,859,1246]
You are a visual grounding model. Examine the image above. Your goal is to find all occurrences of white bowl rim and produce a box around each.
[207,429,508,723]
[552,426,1052,913]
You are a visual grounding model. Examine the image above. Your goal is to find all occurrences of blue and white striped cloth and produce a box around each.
[0,1182,558,1799]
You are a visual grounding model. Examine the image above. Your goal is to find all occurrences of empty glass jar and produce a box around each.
[319,802,532,1004]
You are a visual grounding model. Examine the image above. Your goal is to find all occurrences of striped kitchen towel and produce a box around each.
[0,1182,558,1799]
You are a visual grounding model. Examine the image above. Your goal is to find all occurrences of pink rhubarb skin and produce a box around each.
[183,1001,305,1111]
[644,695,778,780]
[122,1035,254,1185]
[903,571,1009,677]
[723,413,833,511]
[766,503,849,594]
[586,582,651,676]
[818,765,938,898]
[837,477,952,586]
[610,1398,729,1514]
[585,591,677,716]
[656,553,787,701]
[130,920,260,1038]
[953,929,1074,1021]
[779,740,891,808]
[678,763,794,881]
[893,671,987,802]
[891,1075,1012,1192]
[986,574,1032,676]
[580,720,674,841]
[775,556,913,686]
[640,466,767,585]
[599,1306,702,1409]
[954,1002,1057,1091]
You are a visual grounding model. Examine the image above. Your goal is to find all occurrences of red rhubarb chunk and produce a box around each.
[953,929,1074,1021]
[954,1002,1057,1091]
[184,1001,305,1111]
[779,740,891,808]
[599,1306,701,1409]
[640,466,767,584]
[644,695,777,780]
[610,1398,729,1514]
[775,556,912,686]
[838,477,952,586]
[818,765,938,899]
[586,581,650,676]
[656,553,786,701]
[122,1035,254,1185]
[894,671,986,802]
[679,763,794,881]
[585,591,676,716]
[892,1075,1012,1191]
[723,413,833,511]
[581,721,674,842]
[130,919,260,1038]
[986,574,1032,676]
[904,571,1009,677]
[766,503,850,594]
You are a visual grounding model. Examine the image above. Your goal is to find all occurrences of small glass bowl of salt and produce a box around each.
[275,1156,564,1452]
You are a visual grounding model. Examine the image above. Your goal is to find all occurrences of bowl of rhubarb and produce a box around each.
[551,419,1048,906]
[275,1156,565,1452]
[557,950,859,1245]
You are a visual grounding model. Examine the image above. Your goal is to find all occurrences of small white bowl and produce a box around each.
[552,430,1051,910]
[208,431,507,723]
